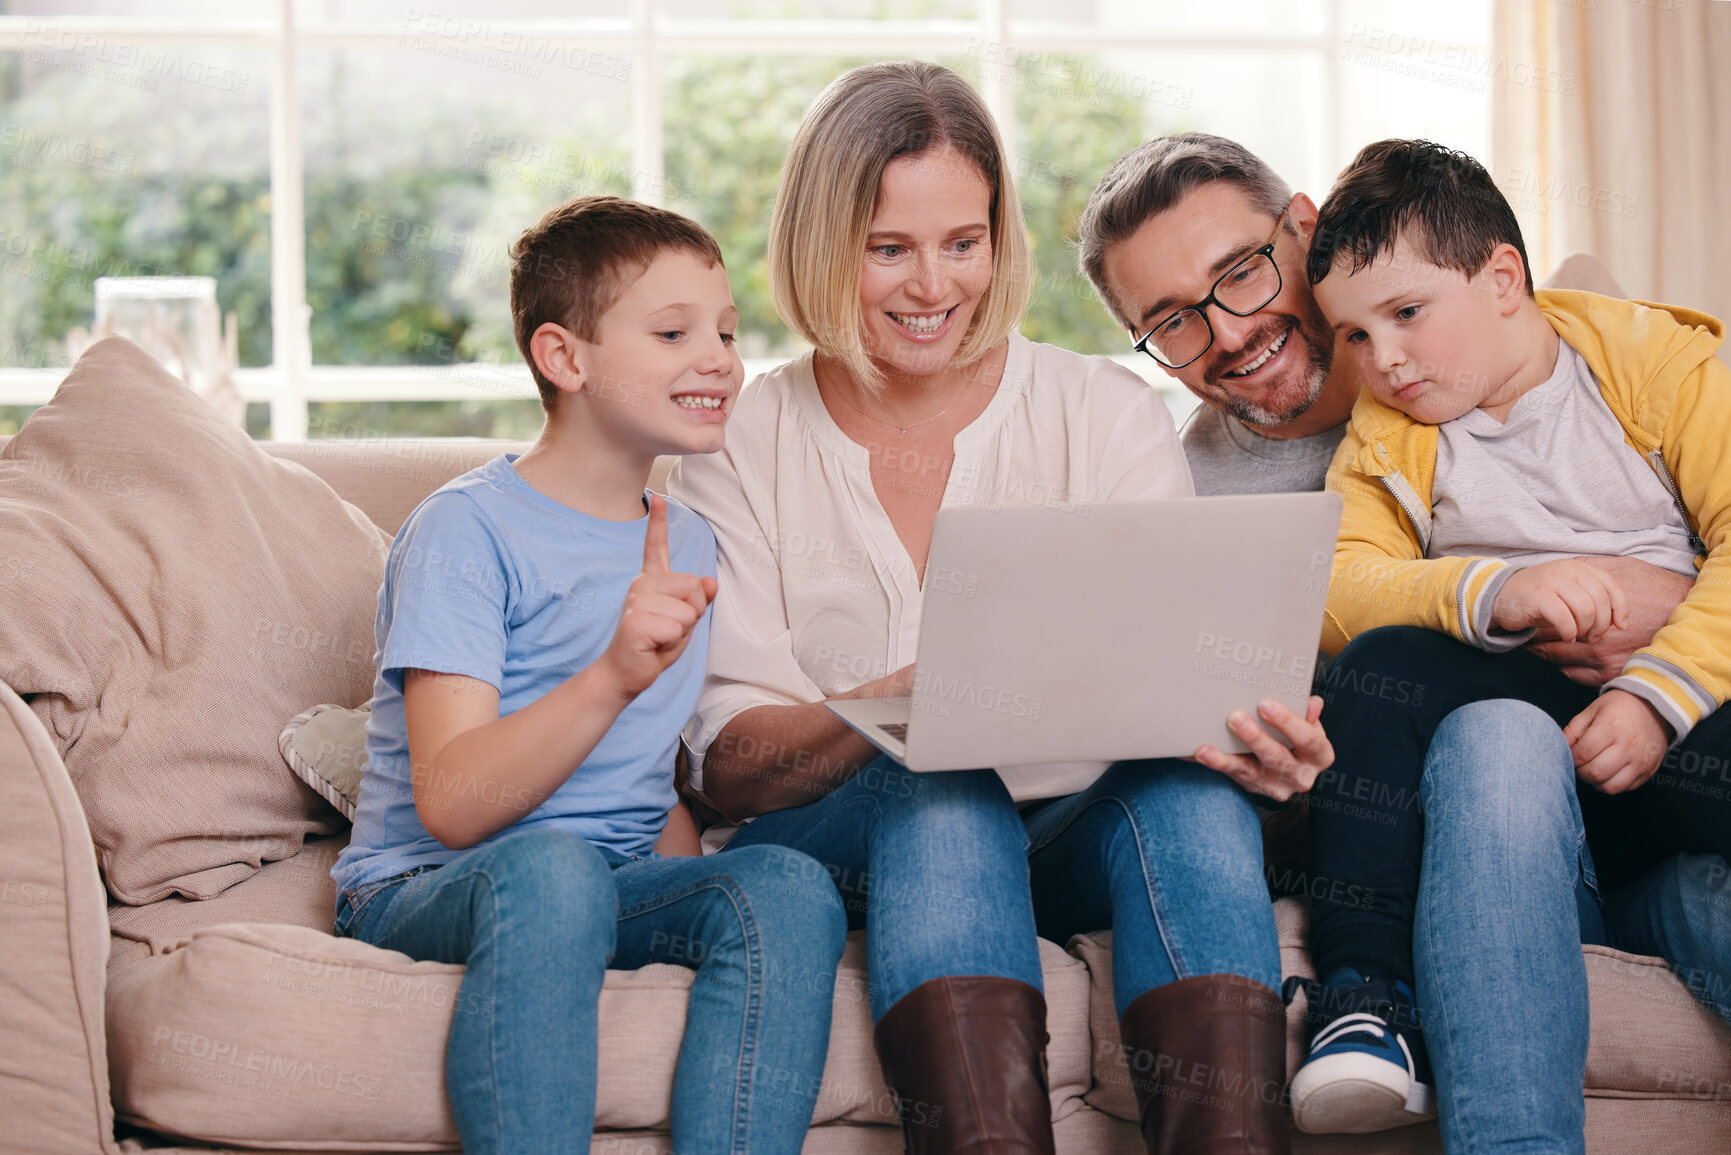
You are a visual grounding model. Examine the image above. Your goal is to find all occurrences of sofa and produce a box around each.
[3,334,1730,1155]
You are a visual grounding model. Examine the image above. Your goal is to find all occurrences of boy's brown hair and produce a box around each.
[1306,139,1533,296]
[509,196,725,409]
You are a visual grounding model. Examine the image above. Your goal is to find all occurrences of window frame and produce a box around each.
[0,0,1488,438]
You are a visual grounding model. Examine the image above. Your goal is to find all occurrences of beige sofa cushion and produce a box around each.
[104,823,1096,1150]
[108,923,468,1149]
[1078,897,1731,1126]
[260,441,531,537]
[107,913,1093,1150]
[1581,944,1731,1098]
[0,337,387,904]
[256,442,670,537]
[108,834,351,963]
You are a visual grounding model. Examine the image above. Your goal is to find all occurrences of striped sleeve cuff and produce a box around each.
[1461,561,1531,652]
[1608,657,1716,745]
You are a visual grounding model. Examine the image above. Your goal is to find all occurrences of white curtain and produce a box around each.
[1493,0,1731,323]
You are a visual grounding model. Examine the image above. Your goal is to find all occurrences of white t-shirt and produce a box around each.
[1429,339,1696,577]
[668,332,1194,809]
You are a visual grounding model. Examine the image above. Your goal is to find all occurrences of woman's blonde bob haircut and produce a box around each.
[769,61,1032,393]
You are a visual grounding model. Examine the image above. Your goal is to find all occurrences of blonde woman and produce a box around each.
[671,62,1331,1154]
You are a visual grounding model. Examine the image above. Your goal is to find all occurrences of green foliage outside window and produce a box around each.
[663,53,871,360]
[2,48,1175,440]
[1015,62,1167,355]
[0,159,274,368]
[0,52,273,368]
[0,406,39,436]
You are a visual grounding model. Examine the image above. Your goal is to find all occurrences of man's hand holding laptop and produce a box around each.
[1192,695,1333,803]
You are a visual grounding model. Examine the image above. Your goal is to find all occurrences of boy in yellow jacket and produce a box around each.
[1286,139,1731,1139]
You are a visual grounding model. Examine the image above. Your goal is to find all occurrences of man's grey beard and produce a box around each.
[1223,310,1335,428]
[1227,355,1329,427]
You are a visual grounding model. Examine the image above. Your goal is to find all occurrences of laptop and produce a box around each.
[826,492,1341,787]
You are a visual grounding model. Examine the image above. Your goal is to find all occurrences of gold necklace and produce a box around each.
[824,368,972,435]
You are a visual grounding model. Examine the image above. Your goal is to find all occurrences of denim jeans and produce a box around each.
[1420,702,1731,1152]
[726,755,1282,1023]
[1025,758,1283,1016]
[1313,626,1731,1153]
[336,827,845,1155]
[1311,625,1731,987]
[1415,701,1595,1154]
[724,760,1043,1019]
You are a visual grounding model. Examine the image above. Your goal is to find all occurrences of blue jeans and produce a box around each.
[1313,626,1731,989]
[726,755,1281,1022]
[1408,701,1731,1154]
[1026,758,1283,1015]
[335,828,846,1155]
[724,761,1043,1018]
[1415,702,1596,1154]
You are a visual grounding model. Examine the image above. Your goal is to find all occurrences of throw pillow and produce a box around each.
[279,703,370,820]
[0,336,388,904]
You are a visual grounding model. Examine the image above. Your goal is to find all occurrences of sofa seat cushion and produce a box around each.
[109,834,351,968]
[1581,943,1731,1098]
[106,915,1094,1150]
[1075,898,1731,1123]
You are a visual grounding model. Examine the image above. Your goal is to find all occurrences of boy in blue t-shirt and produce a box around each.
[331,196,845,1155]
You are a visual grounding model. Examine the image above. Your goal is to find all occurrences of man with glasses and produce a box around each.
[1075,134,1696,1152]
[1077,134,1358,497]
[1076,132,1682,669]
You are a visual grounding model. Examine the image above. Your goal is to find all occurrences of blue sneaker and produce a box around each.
[1285,974,1437,1134]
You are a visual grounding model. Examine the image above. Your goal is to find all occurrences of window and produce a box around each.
[0,0,1491,438]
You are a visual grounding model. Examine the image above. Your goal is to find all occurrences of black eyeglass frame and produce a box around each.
[1128,210,1290,370]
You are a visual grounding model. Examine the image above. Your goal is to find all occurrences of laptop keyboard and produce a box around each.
[879,723,909,741]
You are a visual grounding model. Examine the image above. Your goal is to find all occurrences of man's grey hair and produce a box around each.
[1076,133,1292,329]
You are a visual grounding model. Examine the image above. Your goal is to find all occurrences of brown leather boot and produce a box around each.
[1117,974,1291,1155]
[872,975,1056,1155]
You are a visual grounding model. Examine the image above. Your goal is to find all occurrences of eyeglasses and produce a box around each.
[1129,210,1288,370]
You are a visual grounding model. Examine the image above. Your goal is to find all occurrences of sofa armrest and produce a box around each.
[0,680,119,1153]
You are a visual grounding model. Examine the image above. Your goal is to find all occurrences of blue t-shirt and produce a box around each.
[331,454,716,896]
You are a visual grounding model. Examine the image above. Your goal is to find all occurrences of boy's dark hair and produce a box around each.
[1306,139,1533,296]
[509,196,725,410]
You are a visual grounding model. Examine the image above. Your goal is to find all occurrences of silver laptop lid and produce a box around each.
[900,492,1340,771]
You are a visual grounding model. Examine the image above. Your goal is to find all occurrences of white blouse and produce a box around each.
[668,332,1195,799]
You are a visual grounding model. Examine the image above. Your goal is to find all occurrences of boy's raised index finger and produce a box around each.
[643,493,671,573]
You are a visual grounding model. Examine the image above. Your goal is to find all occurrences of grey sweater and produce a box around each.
[1179,404,1346,497]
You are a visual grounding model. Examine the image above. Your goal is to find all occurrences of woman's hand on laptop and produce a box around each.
[834,664,916,701]
[1193,696,1333,803]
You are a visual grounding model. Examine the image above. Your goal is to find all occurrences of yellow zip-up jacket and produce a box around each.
[1323,289,1731,742]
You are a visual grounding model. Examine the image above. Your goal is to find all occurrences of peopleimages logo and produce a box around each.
[20,24,251,92]
[913,670,1044,721]
[148,1027,383,1100]
[1193,633,1311,678]
[1191,632,1312,695]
